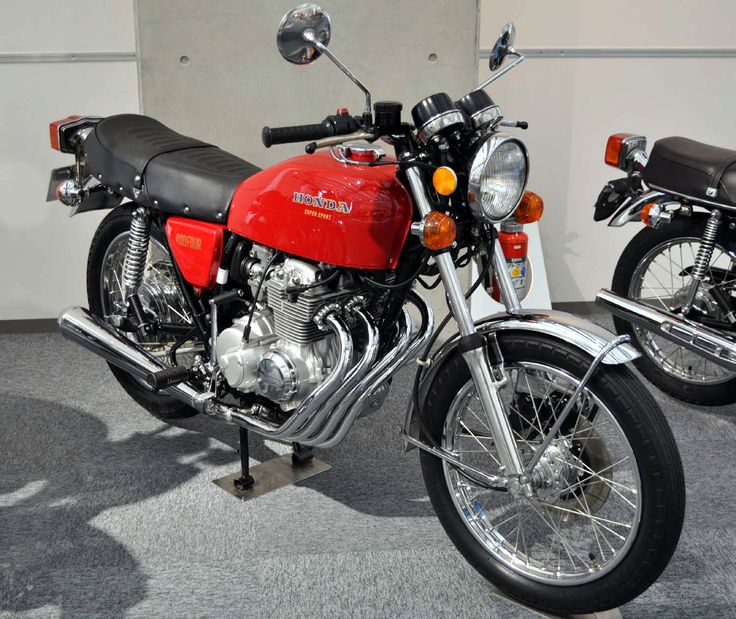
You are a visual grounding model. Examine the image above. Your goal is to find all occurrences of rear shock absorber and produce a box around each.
[682,209,721,315]
[122,207,153,334]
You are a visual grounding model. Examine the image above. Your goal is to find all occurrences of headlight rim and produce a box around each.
[467,133,529,224]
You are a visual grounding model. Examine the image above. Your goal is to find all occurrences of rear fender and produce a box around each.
[402,309,640,447]
[608,190,666,226]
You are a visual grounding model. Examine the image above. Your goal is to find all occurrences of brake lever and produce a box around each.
[305,131,377,154]
[498,120,528,130]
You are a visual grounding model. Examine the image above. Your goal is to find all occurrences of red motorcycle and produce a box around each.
[47,5,684,614]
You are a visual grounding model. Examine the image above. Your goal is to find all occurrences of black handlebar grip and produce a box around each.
[262,123,334,148]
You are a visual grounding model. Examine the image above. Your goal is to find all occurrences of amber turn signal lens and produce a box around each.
[422,211,457,250]
[640,202,656,227]
[432,166,458,196]
[514,191,544,224]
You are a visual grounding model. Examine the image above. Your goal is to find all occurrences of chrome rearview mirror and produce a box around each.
[473,21,524,92]
[276,4,373,122]
[490,22,516,71]
[277,3,332,65]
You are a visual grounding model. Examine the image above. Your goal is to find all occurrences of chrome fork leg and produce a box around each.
[404,166,525,483]
[435,250,525,479]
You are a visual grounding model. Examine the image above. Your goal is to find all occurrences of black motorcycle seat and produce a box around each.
[643,136,736,208]
[83,114,261,222]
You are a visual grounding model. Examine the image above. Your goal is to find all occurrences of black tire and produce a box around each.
[611,217,736,405]
[419,333,685,615]
[87,206,198,420]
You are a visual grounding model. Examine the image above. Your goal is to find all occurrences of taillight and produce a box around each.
[605,133,647,170]
[49,115,101,153]
[49,116,81,151]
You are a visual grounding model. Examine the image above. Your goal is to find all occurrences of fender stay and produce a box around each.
[402,309,640,449]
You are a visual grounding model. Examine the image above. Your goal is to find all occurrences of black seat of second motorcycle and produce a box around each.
[84,114,261,222]
[643,136,736,208]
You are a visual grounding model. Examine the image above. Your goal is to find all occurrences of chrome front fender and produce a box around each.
[402,309,640,448]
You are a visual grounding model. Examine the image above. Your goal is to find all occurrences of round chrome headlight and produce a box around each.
[467,134,529,223]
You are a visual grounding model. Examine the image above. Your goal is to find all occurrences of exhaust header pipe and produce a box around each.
[596,289,736,372]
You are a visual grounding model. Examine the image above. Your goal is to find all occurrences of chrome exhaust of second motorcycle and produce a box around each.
[596,289,736,372]
[57,299,433,447]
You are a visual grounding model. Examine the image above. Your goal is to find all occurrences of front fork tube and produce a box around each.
[435,250,526,484]
[405,167,526,486]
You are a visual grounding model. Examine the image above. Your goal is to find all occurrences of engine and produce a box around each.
[215,250,370,410]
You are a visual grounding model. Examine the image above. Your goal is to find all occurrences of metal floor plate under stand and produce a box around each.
[213,454,331,501]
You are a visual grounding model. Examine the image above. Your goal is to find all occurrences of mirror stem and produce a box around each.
[474,51,525,92]
[304,31,372,122]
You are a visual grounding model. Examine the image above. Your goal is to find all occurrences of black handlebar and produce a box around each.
[262,112,360,148]
[262,123,333,148]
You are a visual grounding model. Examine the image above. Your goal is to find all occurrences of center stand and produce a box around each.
[213,428,330,501]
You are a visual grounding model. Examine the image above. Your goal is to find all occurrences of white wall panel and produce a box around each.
[0,1,137,320]
[480,1,736,303]
[480,0,736,49]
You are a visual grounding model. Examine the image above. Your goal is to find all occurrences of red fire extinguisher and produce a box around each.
[491,221,529,301]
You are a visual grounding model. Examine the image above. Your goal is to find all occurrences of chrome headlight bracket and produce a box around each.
[467,133,529,223]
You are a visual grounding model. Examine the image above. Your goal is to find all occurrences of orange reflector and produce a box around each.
[641,202,656,227]
[514,191,544,224]
[432,166,458,196]
[605,132,636,168]
[422,211,457,250]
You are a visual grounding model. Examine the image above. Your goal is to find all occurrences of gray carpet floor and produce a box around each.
[1,312,735,618]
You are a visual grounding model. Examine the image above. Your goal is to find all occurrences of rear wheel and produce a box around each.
[87,206,201,420]
[419,334,685,615]
[612,217,736,404]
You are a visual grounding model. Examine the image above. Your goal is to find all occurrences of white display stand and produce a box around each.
[470,222,551,317]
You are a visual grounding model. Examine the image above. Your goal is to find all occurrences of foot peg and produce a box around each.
[145,365,196,390]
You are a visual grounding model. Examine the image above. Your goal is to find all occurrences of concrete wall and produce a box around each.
[480,0,736,302]
[134,0,480,166]
[0,1,138,320]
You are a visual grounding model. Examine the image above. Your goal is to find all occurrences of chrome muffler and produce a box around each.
[57,306,354,439]
[596,289,736,371]
[58,306,203,408]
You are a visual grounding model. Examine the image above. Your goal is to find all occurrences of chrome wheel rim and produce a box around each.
[629,237,736,384]
[442,363,642,585]
[100,232,198,380]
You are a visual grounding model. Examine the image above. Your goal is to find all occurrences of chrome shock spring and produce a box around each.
[122,207,152,292]
[690,210,722,282]
[682,209,722,314]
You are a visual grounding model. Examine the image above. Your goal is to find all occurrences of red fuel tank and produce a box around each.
[227,152,413,270]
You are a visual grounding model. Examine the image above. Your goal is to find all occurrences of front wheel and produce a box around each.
[419,333,684,615]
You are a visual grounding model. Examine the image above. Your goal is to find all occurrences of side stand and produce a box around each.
[233,427,255,491]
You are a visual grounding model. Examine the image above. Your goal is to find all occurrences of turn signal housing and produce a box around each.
[432,166,458,196]
[514,191,544,224]
[420,211,456,250]
[640,202,656,227]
